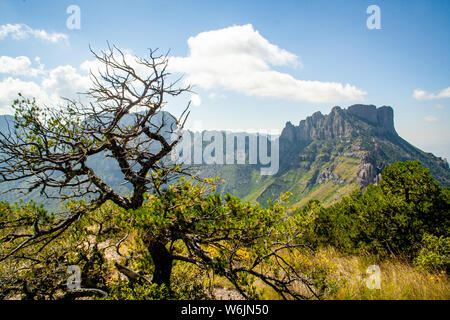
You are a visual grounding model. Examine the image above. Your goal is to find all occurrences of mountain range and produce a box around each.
[195,104,449,207]
[0,104,448,210]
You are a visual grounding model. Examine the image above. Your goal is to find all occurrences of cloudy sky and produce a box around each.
[0,0,449,160]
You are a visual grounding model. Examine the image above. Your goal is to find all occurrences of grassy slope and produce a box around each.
[234,156,361,208]
[294,156,360,207]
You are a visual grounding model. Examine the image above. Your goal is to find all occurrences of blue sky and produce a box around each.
[0,0,449,159]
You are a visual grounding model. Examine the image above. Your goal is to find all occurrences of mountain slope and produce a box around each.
[197,104,449,207]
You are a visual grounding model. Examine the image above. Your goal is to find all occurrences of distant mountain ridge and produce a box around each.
[0,104,448,209]
[279,104,448,186]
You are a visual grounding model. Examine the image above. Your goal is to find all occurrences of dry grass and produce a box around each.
[319,247,450,300]
[241,247,450,300]
[105,239,450,300]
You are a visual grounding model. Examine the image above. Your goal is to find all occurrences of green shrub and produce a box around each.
[414,233,450,273]
[311,161,450,260]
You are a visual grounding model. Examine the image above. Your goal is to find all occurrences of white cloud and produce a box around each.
[0,56,44,77]
[0,50,168,114]
[0,49,166,114]
[208,92,226,99]
[424,115,438,122]
[169,24,366,103]
[413,87,450,100]
[0,58,91,114]
[0,77,51,114]
[42,65,90,99]
[190,94,201,106]
[0,23,68,44]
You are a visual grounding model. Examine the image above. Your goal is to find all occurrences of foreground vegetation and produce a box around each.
[213,246,449,300]
[0,160,448,300]
[210,161,450,300]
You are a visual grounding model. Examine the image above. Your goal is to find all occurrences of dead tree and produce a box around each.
[0,44,190,286]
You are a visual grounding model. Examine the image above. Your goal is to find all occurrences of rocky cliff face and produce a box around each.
[279,104,449,188]
[356,158,381,187]
[281,104,397,143]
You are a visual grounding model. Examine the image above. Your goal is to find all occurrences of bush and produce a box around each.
[311,161,450,260]
[414,233,450,273]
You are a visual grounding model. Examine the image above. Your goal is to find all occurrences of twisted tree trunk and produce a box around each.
[147,240,173,287]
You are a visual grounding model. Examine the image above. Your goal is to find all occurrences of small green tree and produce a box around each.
[414,233,450,273]
[313,161,449,259]
[126,178,328,299]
